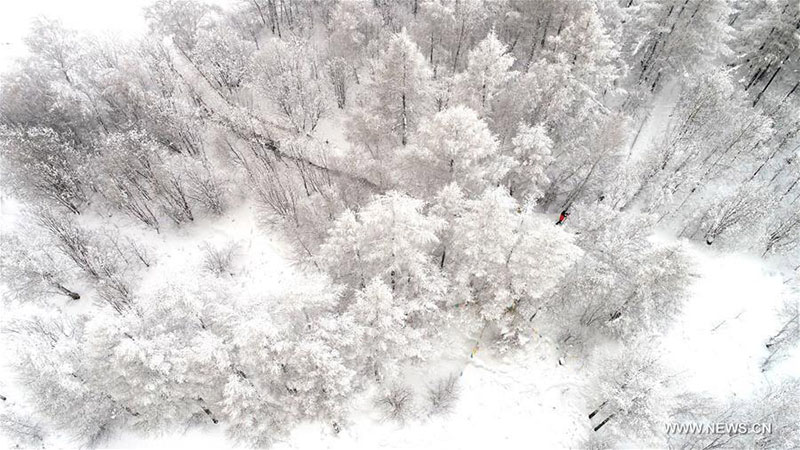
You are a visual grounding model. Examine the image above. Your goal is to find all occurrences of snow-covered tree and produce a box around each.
[0,231,81,301]
[315,192,447,377]
[93,130,204,229]
[447,187,581,346]
[23,18,83,86]
[762,297,800,371]
[457,30,516,115]
[223,280,357,445]
[401,106,514,197]
[626,0,734,92]
[191,25,255,99]
[588,344,674,444]
[317,191,446,305]
[543,204,690,347]
[251,38,331,133]
[625,70,773,232]
[6,313,131,446]
[365,29,431,146]
[505,123,553,201]
[84,279,231,431]
[325,56,352,109]
[734,0,800,106]
[445,0,489,73]
[412,0,456,78]
[0,127,88,214]
[347,278,428,380]
[693,186,770,246]
[762,207,800,257]
[0,405,47,449]
[144,0,216,53]
[327,0,383,71]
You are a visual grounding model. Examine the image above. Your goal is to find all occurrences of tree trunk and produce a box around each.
[593,413,615,431]
[197,397,219,424]
[55,283,80,300]
[753,48,796,107]
[401,92,408,146]
[588,400,608,419]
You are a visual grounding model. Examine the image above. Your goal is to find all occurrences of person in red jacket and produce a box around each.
[556,209,570,225]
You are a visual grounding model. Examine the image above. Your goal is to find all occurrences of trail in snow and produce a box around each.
[627,78,682,162]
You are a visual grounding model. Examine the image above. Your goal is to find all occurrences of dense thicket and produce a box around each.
[1,0,798,447]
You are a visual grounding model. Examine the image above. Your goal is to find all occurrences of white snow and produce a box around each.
[662,242,799,399]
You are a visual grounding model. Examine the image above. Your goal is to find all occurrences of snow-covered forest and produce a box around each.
[0,0,798,448]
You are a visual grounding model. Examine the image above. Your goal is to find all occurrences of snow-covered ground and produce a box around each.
[663,243,798,400]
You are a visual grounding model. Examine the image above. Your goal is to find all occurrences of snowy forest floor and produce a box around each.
[2,195,796,449]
